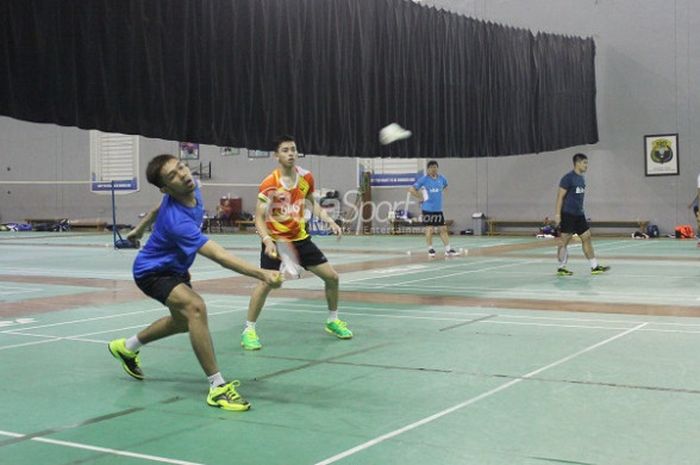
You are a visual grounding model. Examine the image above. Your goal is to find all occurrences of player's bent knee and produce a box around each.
[183,299,207,321]
[325,271,339,286]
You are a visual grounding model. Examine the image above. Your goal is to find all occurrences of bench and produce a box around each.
[25,218,68,226]
[390,219,454,235]
[486,218,649,236]
[25,218,107,232]
[486,219,545,236]
[69,219,109,232]
[234,220,256,232]
[588,220,649,236]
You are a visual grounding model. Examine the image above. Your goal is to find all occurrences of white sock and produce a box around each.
[590,258,598,269]
[428,246,434,251]
[125,335,143,352]
[445,244,451,251]
[557,247,568,267]
[244,321,256,332]
[327,310,338,322]
[207,372,226,388]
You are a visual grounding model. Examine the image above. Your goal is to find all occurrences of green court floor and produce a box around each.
[0,232,699,465]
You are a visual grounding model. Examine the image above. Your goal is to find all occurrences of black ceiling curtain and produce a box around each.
[0,0,598,158]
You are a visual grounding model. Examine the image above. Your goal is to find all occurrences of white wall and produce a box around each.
[1,0,698,234]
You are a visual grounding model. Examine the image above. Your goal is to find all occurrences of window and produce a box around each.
[90,131,140,193]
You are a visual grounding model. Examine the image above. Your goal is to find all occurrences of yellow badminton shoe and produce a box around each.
[207,381,250,411]
[108,338,144,380]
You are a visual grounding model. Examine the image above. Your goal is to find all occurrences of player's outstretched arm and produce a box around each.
[198,240,282,287]
[126,206,159,241]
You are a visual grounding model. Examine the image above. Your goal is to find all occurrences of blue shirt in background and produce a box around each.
[133,185,209,278]
[413,174,448,212]
[559,170,586,216]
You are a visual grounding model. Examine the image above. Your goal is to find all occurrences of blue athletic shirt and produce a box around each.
[133,185,209,278]
[413,174,448,212]
[559,170,586,216]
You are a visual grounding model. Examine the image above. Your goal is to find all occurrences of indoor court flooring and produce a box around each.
[1,232,699,465]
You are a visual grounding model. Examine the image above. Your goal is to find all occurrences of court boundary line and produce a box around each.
[0,430,203,465]
[314,322,648,465]
[2,303,699,352]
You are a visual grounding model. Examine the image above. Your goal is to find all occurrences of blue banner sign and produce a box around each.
[370,172,420,187]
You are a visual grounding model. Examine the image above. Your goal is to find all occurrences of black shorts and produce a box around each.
[560,213,590,236]
[422,211,445,227]
[261,237,328,270]
[135,271,192,305]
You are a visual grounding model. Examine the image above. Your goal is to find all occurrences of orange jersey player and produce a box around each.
[240,135,353,351]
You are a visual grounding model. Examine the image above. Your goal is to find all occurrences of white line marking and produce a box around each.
[340,260,503,284]
[368,260,543,289]
[0,307,166,333]
[0,338,62,351]
[341,281,700,302]
[0,430,204,465]
[0,297,260,335]
[314,322,648,465]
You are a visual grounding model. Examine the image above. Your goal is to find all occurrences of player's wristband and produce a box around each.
[261,235,272,243]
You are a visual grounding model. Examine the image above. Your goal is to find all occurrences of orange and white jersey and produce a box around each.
[258,166,314,242]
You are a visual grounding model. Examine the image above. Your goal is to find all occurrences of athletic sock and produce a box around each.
[125,335,143,352]
[244,321,256,332]
[327,310,338,322]
[208,372,226,389]
[590,258,598,269]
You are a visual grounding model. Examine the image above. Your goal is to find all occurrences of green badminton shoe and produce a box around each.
[325,319,353,339]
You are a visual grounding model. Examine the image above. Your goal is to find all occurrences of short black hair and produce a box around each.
[272,135,296,152]
[573,153,588,164]
[427,160,439,168]
[146,154,177,188]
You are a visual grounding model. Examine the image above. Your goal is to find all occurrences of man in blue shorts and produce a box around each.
[108,154,282,411]
[554,153,610,276]
[409,160,457,257]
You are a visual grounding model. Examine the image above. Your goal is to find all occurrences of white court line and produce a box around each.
[0,430,203,465]
[1,300,695,352]
[0,296,257,335]
[340,259,506,284]
[314,322,648,465]
[1,307,167,334]
[213,300,700,329]
[343,281,700,302]
[0,338,62,351]
[0,304,270,350]
[366,260,544,290]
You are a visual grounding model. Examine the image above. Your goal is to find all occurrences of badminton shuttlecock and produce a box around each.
[379,123,412,145]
